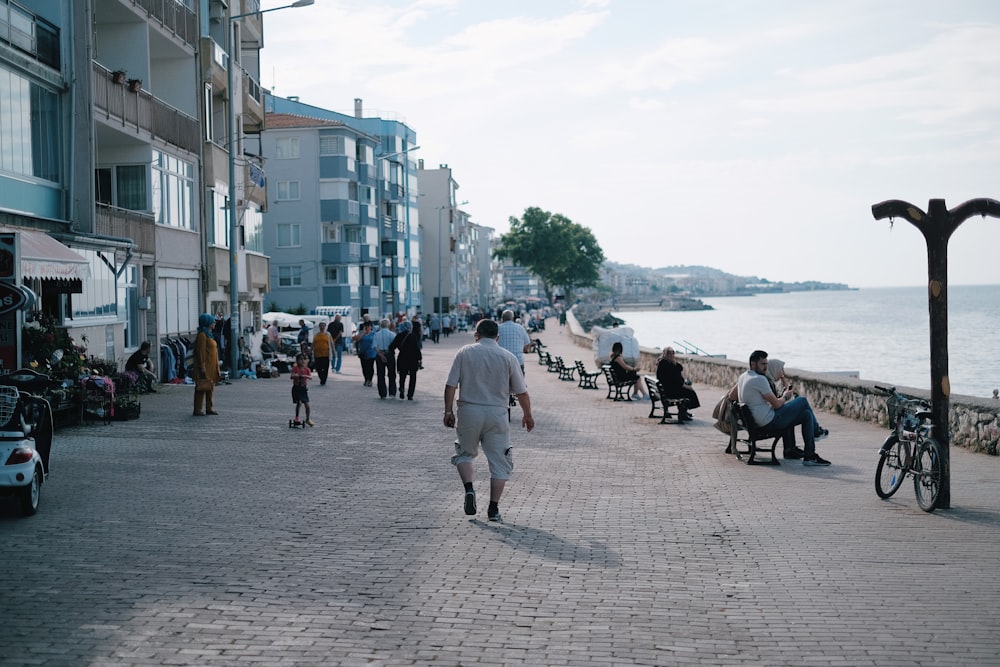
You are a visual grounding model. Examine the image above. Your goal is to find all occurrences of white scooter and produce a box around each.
[0,369,54,516]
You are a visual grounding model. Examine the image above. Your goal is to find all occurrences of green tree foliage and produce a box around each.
[494,207,605,303]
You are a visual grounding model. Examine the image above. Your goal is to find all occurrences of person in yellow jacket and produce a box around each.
[193,313,221,415]
[311,320,335,386]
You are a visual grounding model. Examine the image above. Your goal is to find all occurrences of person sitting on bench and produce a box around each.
[609,341,649,400]
[656,347,699,420]
[738,349,831,466]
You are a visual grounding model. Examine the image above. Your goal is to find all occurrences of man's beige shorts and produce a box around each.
[450,403,514,480]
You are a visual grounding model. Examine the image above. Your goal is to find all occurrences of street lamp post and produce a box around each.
[226,0,313,376]
[871,197,1000,509]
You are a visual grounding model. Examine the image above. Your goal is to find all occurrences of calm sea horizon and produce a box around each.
[611,284,1000,399]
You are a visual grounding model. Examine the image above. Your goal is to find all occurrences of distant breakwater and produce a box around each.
[565,309,1000,455]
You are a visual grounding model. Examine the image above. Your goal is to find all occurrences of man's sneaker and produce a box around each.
[814,428,830,441]
[488,510,503,523]
[464,490,477,516]
[783,447,805,460]
[305,419,315,427]
[803,453,832,466]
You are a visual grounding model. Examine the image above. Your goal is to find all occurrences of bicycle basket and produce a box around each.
[886,394,906,428]
[0,386,20,430]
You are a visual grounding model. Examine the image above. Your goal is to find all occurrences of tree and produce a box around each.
[494,207,605,304]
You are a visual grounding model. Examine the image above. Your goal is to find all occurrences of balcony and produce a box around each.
[321,242,361,265]
[93,62,200,155]
[244,162,267,208]
[199,38,228,91]
[243,70,264,132]
[133,0,198,48]
[94,204,155,255]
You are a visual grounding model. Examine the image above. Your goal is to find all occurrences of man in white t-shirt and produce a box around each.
[443,319,535,523]
[737,349,831,466]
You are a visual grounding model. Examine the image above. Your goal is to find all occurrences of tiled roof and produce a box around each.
[265,113,345,129]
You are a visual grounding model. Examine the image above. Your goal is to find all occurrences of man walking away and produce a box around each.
[373,318,397,399]
[497,309,532,374]
[443,319,535,523]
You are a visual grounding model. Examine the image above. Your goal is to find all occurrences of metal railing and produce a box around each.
[131,0,197,48]
[94,203,156,255]
[93,62,200,154]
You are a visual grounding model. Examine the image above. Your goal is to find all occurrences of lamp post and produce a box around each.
[375,146,419,316]
[871,197,1000,509]
[226,0,313,376]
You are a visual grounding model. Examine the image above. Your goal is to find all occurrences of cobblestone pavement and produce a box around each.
[2,322,999,666]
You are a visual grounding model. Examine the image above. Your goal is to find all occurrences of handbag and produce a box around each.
[712,394,733,434]
[196,377,214,392]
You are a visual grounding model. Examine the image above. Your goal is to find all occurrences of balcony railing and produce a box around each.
[93,62,200,154]
[94,203,155,255]
[131,0,198,48]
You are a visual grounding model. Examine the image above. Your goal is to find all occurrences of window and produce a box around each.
[203,85,213,142]
[343,226,362,243]
[322,223,339,242]
[157,272,200,335]
[276,223,300,247]
[277,265,302,287]
[319,135,344,156]
[319,180,349,200]
[207,186,228,246]
[275,180,300,201]
[323,266,339,284]
[275,137,300,159]
[244,205,263,253]
[151,150,194,229]
[117,165,148,210]
[0,67,60,181]
[71,248,117,319]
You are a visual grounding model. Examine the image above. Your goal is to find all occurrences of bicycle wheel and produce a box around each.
[875,436,907,498]
[913,437,943,512]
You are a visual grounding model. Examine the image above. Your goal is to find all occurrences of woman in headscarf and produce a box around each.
[390,318,422,400]
[765,358,829,440]
[193,313,221,416]
[656,347,700,420]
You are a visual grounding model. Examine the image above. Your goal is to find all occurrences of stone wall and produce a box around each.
[565,309,1000,455]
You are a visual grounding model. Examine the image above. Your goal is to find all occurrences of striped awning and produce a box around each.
[4,228,92,281]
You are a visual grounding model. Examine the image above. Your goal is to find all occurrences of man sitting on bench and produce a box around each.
[737,349,831,467]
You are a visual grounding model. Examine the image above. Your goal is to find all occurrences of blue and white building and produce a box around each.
[262,95,420,320]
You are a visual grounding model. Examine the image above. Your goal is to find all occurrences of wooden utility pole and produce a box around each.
[871,198,1000,508]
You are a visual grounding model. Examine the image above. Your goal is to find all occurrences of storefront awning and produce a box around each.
[6,228,92,281]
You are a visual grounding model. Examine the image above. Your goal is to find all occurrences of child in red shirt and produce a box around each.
[290,353,314,426]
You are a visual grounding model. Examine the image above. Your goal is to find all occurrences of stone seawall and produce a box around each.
[565,309,1000,455]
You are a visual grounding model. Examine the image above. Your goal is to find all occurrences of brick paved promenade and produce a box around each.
[2,321,999,666]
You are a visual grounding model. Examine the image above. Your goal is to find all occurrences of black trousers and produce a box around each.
[360,356,375,384]
[314,356,330,385]
[398,369,417,399]
[375,354,396,397]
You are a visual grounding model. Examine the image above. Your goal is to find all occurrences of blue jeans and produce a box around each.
[766,397,817,455]
[333,342,343,372]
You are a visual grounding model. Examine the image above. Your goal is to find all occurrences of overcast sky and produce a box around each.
[262,0,1000,288]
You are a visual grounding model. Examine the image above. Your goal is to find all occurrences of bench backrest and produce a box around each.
[643,376,661,399]
[737,402,781,438]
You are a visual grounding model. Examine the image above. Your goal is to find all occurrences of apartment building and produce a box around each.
[416,163,462,316]
[263,95,420,321]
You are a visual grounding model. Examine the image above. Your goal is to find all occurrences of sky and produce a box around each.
[262,0,1000,288]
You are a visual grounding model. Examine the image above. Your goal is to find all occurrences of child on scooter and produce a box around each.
[290,353,314,426]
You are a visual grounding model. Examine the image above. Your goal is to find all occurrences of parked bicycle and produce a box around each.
[873,385,943,512]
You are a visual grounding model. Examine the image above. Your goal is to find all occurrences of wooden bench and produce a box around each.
[729,401,783,465]
[529,338,545,353]
[555,357,576,382]
[602,364,635,401]
[575,361,601,389]
[537,349,552,367]
[643,376,690,424]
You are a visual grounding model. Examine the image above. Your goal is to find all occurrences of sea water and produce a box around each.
[612,285,1000,399]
